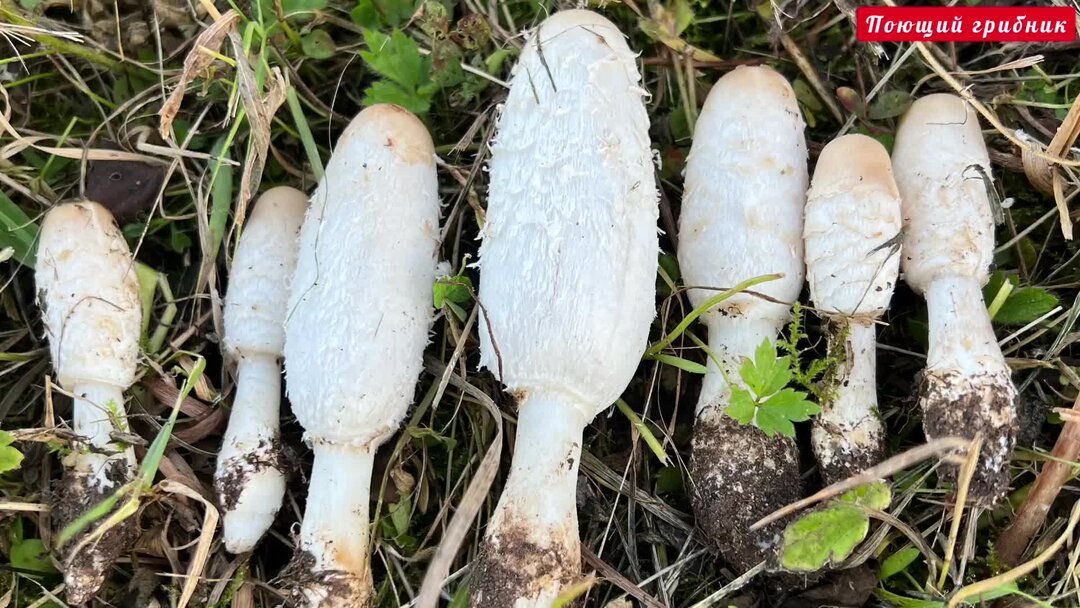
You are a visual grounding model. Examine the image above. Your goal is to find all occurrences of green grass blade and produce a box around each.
[616,399,669,465]
[0,191,39,268]
[647,273,781,357]
[286,86,325,181]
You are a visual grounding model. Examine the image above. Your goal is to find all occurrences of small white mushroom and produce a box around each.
[471,9,658,607]
[36,201,142,604]
[891,93,1017,504]
[678,65,808,572]
[804,134,902,484]
[283,105,440,608]
[216,186,307,553]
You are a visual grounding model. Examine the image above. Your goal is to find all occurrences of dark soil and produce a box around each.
[918,369,1018,507]
[778,562,878,607]
[469,519,577,608]
[689,411,802,573]
[50,460,138,605]
[278,548,373,608]
[214,436,285,512]
[813,421,885,486]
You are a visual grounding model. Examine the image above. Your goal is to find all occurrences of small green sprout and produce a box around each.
[725,339,821,438]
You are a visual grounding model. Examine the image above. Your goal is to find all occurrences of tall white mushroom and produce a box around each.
[678,65,808,571]
[216,186,307,553]
[36,201,142,604]
[283,104,440,607]
[471,9,658,607]
[891,94,1017,504]
[804,134,902,484]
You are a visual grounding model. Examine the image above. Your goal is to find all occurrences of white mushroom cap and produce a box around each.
[679,65,807,326]
[477,8,658,420]
[892,94,995,292]
[805,134,902,318]
[223,186,308,360]
[284,104,440,447]
[36,201,141,390]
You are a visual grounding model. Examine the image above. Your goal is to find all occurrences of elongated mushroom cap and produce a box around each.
[891,94,994,291]
[36,201,141,390]
[477,9,658,419]
[679,65,807,325]
[804,134,902,318]
[223,186,308,359]
[284,104,439,446]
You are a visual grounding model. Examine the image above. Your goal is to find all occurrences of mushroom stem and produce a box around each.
[925,276,1007,372]
[920,275,1016,498]
[70,381,135,489]
[295,443,375,607]
[217,355,285,553]
[811,320,885,483]
[72,381,131,451]
[472,394,587,607]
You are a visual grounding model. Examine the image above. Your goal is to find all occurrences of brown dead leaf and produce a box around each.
[159,9,241,139]
[227,28,288,230]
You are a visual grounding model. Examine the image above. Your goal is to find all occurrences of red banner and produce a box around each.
[856,6,1076,42]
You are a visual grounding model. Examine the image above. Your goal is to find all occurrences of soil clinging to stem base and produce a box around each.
[279,548,374,608]
[51,460,138,606]
[812,419,885,485]
[689,410,801,573]
[214,436,286,512]
[918,369,1017,507]
[469,517,578,608]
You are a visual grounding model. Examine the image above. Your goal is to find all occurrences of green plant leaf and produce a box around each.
[781,503,867,571]
[616,399,669,464]
[725,387,757,425]
[755,405,796,438]
[993,287,1058,325]
[673,0,694,34]
[11,537,56,574]
[281,0,328,15]
[0,430,24,474]
[654,466,683,493]
[729,341,817,438]
[763,388,819,422]
[363,80,431,114]
[301,29,336,59]
[742,339,791,398]
[390,494,411,537]
[433,274,473,308]
[880,546,920,579]
[361,29,429,91]
[350,0,379,27]
[0,191,38,268]
[867,90,913,120]
[839,481,891,510]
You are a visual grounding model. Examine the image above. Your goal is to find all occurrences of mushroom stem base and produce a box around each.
[690,407,801,572]
[811,320,885,485]
[216,356,286,553]
[470,392,588,608]
[288,443,375,608]
[918,368,1017,506]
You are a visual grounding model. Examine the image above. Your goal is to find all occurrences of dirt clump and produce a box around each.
[918,369,1017,506]
[690,410,801,573]
[214,436,285,512]
[469,520,577,608]
[50,460,139,605]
